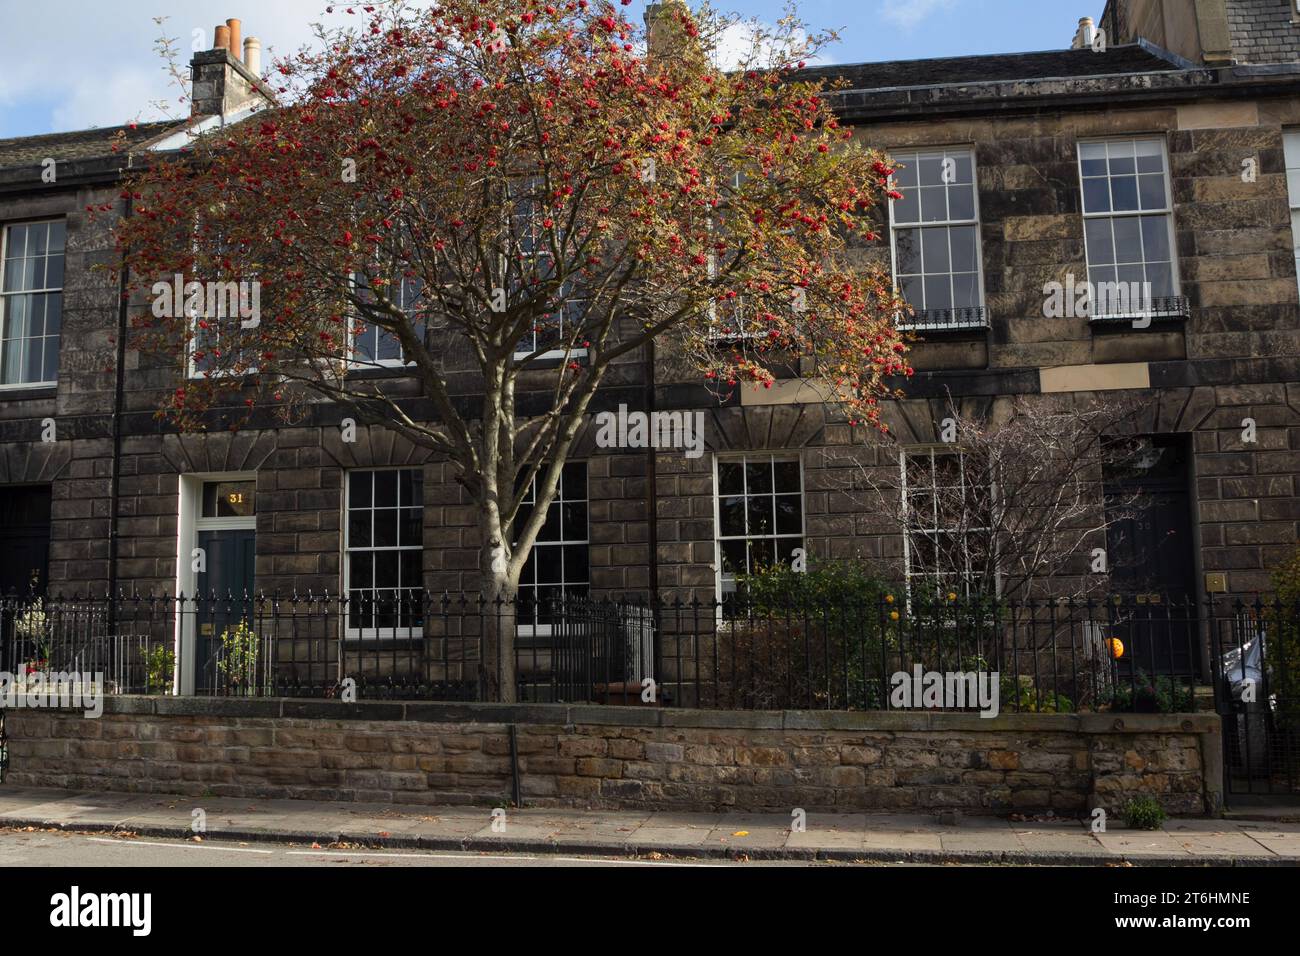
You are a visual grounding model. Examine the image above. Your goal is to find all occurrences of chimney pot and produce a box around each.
[214,24,231,51]
[1072,16,1096,50]
[226,19,242,59]
[244,37,262,74]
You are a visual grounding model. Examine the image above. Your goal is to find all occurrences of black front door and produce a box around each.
[0,486,51,596]
[1104,434,1197,673]
[194,529,256,690]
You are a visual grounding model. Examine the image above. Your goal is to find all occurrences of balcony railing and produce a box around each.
[1087,294,1190,324]
[896,306,988,332]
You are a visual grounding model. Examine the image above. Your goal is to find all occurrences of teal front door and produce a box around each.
[195,529,256,691]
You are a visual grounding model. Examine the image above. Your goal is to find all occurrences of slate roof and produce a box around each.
[0,121,178,171]
[793,44,1184,92]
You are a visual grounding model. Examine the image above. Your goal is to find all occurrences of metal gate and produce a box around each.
[1209,598,1300,799]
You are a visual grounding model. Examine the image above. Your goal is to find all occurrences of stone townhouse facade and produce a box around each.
[1,5,1299,691]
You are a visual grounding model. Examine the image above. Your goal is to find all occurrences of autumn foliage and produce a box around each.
[115,0,908,432]
[110,0,910,697]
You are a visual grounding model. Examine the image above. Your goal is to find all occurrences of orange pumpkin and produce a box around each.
[1107,637,1125,660]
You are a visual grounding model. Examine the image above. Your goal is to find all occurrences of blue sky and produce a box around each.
[0,1,1103,140]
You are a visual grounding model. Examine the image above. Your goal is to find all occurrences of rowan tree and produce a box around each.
[112,0,911,700]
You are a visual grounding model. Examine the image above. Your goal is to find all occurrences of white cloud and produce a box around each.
[0,1,334,133]
[712,20,833,71]
[877,0,958,33]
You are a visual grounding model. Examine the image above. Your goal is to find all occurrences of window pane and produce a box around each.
[537,503,561,542]
[400,550,422,588]
[721,539,747,576]
[917,154,946,186]
[947,183,974,221]
[719,496,745,536]
[1140,216,1171,262]
[950,225,977,273]
[747,495,774,535]
[895,228,921,274]
[1110,175,1139,211]
[773,459,801,493]
[901,275,923,309]
[921,227,951,274]
[1134,140,1164,173]
[373,471,397,507]
[891,156,917,187]
[349,552,374,588]
[203,481,255,518]
[537,548,563,583]
[923,274,953,310]
[1085,219,1114,265]
[775,495,802,535]
[563,544,589,584]
[950,153,973,184]
[1082,178,1110,214]
[400,508,422,546]
[776,537,804,568]
[1146,262,1174,298]
[349,510,372,548]
[562,461,587,497]
[748,538,774,572]
[920,185,948,222]
[1079,142,1107,176]
[718,461,744,495]
[1112,217,1142,263]
[1108,153,1136,176]
[745,461,773,494]
[374,551,399,589]
[892,187,919,225]
[351,471,373,508]
[372,509,398,547]
[952,273,979,309]
[44,254,64,290]
[562,501,587,540]
[1138,173,1166,211]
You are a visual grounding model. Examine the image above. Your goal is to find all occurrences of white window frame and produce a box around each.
[900,446,997,599]
[1282,129,1300,299]
[713,452,805,599]
[515,462,590,638]
[887,147,986,331]
[1076,136,1181,321]
[343,467,425,641]
[0,218,66,390]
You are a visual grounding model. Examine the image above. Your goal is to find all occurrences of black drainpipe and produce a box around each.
[645,338,661,685]
[107,193,133,612]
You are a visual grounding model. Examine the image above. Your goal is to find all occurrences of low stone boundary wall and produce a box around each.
[2,698,1223,815]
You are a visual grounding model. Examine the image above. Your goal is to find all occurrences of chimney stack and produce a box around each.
[244,37,262,75]
[190,16,275,117]
[1071,16,1096,50]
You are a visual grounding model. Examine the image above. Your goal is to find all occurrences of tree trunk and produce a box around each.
[481,557,518,704]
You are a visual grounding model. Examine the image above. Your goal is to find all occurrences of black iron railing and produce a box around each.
[896,306,988,332]
[0,592,1294,714]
